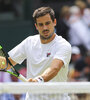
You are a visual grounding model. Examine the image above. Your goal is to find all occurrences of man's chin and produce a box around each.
[40,32,54,40]
[40,35,50,40]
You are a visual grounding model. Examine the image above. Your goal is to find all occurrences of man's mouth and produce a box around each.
[43,30,49,34]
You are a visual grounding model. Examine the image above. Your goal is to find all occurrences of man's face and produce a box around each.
[35,14,56,40]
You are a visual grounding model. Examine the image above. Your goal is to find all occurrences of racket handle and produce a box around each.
[18,74,27,82]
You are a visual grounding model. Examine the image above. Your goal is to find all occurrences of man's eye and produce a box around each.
[38,23,43,26]
[45,22,50,25]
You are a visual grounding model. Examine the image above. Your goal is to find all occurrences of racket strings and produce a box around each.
[0,45,27,81]
[0,49,8,70]
[0,60,9,71]
[0,49,19,76]
[0,45,21,79]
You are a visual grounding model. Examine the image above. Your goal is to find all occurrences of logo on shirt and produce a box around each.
[47,53,51,57]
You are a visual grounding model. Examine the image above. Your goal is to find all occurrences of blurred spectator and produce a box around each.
[0,94,25,100]
[0,72,11,82]
[68,6,90,55]
[69,46,82,81]
[86,0,90,7]
[56,5,70,40]
[69,51,90,100]
[71,46,81,63]
[75,0,90,29]
[82,51,90,81]
[83,8,90,28]
[75,0,86,16]
[68,46,90,100]
[69,51,90,82]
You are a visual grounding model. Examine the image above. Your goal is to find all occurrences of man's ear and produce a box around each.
[54,18,57,26]
[35,23,38,30]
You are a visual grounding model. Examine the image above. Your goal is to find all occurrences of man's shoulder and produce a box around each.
[27,34,39,39]
[25,34,39,42]
[55,35,71,53]
[22,34,40,46]
[56,35,71,47]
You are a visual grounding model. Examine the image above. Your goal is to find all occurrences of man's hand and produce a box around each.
[27,76,44,82]
[27,78,38,82]
[0,56,6,70]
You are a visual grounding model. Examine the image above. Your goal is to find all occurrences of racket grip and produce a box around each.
[18,74,27,82]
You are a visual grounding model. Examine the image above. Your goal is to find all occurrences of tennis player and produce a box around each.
[0,7,71,100]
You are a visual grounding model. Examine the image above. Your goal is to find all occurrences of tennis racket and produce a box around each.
[0,45,27,82]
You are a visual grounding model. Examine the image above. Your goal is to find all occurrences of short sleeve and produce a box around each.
[54,43,71,67]
[8,39,27,64]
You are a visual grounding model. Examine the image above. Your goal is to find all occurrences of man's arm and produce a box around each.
[8,57,17,66]
[28,59,64,82]
[7,57,17,69]
[41,59,64,82]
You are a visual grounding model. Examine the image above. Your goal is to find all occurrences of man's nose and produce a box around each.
[43,25,47,29]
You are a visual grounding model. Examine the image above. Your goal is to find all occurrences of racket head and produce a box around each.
[0,45,8,70]
[0,45,5,57]
[0,45,27,82]
[0,45,20,76]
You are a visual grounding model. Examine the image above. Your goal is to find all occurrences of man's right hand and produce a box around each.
[0,56,6,70]
[27,78,38,82]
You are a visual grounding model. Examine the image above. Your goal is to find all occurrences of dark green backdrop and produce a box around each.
[0,20,35,52]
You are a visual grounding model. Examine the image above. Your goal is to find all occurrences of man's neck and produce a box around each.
[40,33,56,44]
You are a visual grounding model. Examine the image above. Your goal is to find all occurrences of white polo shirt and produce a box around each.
[8,34,71,82]
[8,34,71,100]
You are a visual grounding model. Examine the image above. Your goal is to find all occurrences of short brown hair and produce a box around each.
[33,7,55,23]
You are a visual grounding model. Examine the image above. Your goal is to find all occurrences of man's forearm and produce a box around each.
[6,57,17,70]
[41,67,59,82]
[28,59,64,82]
[41,59,64,82]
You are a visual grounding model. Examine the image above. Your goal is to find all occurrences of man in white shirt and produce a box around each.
[0,7,71,100]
